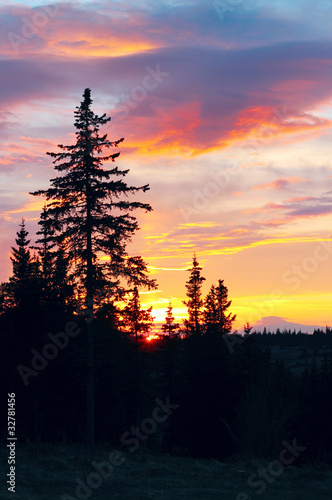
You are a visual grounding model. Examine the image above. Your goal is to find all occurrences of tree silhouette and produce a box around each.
[33,205,55,283]
[204,279,236,334]
[162,301,179,339]
[8,219,41,310]
[183,254,205,335]
[32,208,75,315]
[121,286,154,340]
[30,88,156,456]
[243,321,252,336]
[10,219,31,279]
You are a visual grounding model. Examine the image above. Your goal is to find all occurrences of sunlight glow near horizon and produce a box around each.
[1,0,332,330]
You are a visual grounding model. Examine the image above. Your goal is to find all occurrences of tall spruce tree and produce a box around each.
[183,254,205,335]
[204,279,236,334]
[30,88,156,456]
[162,301,179,339]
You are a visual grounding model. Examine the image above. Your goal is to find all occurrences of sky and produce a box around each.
[1,0,332,330]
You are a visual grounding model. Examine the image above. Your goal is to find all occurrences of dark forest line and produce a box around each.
[2,297,332,464]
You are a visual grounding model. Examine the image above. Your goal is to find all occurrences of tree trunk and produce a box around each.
[86,318,95,457]
[85,129,95,458]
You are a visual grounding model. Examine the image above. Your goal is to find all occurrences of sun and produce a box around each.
[145,334,159,342]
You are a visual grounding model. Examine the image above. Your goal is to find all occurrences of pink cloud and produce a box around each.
[253,177,306,191]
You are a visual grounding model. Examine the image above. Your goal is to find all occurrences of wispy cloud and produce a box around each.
[253,177,306,191]
[2,0,332,327]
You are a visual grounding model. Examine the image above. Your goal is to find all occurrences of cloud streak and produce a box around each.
[1,0,332,327]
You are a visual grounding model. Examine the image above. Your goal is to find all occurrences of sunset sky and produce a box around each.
[2,0,332,329]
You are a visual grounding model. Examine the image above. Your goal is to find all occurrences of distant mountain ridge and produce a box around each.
[249,316,325,334]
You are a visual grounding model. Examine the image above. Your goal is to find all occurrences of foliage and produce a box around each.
[30,88,156,309]
[120,286,154,339]
[161,301,179,339]
[28,88,156,455]
[183,254,205,335]
[4,219,42,310]
[203,279,236,334]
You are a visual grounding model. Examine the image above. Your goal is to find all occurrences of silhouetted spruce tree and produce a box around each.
[33,205,55,282]
[30,88,156,456]
[203,279,236,334]
[3,220,43,404]
[10,219,32,289]
[183,254,205,335]
[8,219,41,310]
[121,286,154,340]
[31,204,57,309]
[162,301,179,339]
[243,321,252,336]
[32,208,75,319]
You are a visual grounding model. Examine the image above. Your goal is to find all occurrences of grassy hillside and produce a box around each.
[1,443,332,500]
[268,345,332,376]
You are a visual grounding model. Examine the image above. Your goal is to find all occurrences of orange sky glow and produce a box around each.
[2,1,332,331]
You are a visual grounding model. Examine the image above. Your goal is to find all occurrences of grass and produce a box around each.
[1,442,332,499]
[269,345,332,376]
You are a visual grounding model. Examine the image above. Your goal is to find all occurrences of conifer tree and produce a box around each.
[9,219,37,308]
[121,286,154,340]
[33,205,55,283]
[0,219,31,312]
[33,208,75,313]
[204,279,236,334]
[10,219,31,281]
[30,88,156,455]
[243,322,252,336]
[162,301,179,339]
[183,254,205,335]
[31,89,155,302]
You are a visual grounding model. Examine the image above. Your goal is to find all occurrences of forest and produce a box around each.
[1,89,332,484]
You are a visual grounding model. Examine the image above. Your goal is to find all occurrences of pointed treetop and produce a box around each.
[162,300,179,339]
[13,218,30,248]
[183,253,205,335]
[77,88,93,112]
[10,218,32,284]
[83,88,92,107]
